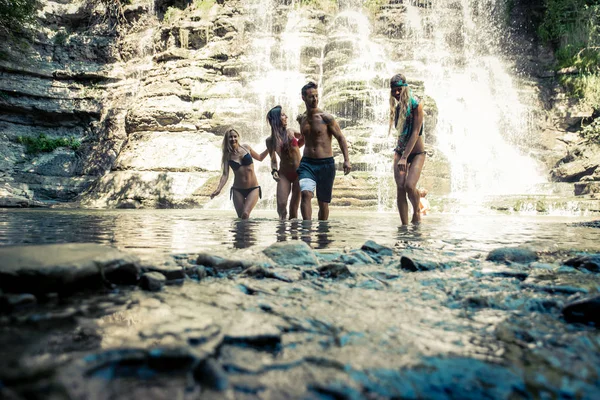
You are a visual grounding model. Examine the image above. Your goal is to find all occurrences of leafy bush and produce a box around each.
[0,0,39,35]
[537,1,600,109]
[194,0,216,14]
[16,134,81,154]
[581,117,600,141]
[297,0,338,14]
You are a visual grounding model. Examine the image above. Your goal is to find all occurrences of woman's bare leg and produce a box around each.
[289,180,301,219]
[393,153,409,225]
[276,176,292,220]
[405,154,426,224]
[232,190,245,218]
[241,188,260,219]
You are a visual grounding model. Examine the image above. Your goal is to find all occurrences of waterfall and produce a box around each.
[404,0,545,196]
[209,0,545,212]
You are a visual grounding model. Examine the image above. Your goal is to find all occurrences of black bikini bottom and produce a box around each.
[394,149,426,164]
[230,186,262,200]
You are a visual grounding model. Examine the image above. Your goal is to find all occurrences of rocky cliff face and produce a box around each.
[1,0,595,209]
[0,0,441,209]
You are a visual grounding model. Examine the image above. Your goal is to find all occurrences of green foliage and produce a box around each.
[581,117,600,142]
[194,0,216,14]
[297,0,338,14]
[16,134,81,154]
[54,30,68,46]
[536,1,600,109]
[163,6,182,23]
[559,73,600,107]
[364,0,386,16]
[0,0,39,35]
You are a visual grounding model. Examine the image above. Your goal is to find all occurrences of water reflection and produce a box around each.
[274,220,334,249]
[231,219,257,249]
[0,209,599,256]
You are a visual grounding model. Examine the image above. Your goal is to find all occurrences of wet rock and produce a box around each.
[562,296,600,326]
[315,251,344,263]
[242,266,293,282]
[340,250,376,265]
[310,382,363,400]
[0,293,37,313]
[263,241,319,266]
[194,358,229,391]
[521,283,588,295]
[564,254,600,273]
[243,265,271,279]
[399,256,437,272]
[0,243,141,294]
[143,263,186,281]
[196,253,252,273]
[318,263,352,279]
[140,272,166,292]
[479,268,528,281]
[361,240,393,263]
[104,262,140,285]
[185,265,207,280]
[486,247,539,264]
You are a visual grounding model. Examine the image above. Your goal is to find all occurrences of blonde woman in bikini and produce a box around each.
[266,105,304,220]
[388,73,426,225]
[210,128,267,219]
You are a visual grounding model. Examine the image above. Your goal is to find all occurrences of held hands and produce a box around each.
[271,169,280,182]
[397,157,407,173]
[343,160,351,175]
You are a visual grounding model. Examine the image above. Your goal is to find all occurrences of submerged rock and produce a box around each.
[263,241,319,266]
[562,296,600,326]
[486,247,539,264]
[360,240,393,263]
[399,256,437,272]
[140,272,166,292]
[0,243,141,294]
[196,253,253,272]
[318,263,352,279]
[564,254,600,273]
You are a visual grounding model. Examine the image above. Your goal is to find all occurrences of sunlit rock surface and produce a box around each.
[1,240,600,398]
[4,0,596,210]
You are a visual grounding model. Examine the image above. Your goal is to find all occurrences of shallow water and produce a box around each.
[1,208,599,256]
[2,208,600,399]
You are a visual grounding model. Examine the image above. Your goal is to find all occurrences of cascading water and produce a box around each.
[402,0,546,197]
[208,0,546,212]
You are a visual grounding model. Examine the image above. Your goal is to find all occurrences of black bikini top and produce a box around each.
[229,152,253,171]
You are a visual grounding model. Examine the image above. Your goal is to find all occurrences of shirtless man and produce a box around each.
[296,82,351,221]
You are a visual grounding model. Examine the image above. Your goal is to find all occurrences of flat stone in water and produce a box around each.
[486,247,539,264]
[564,254,600,273]
[562,295,600,326]
[0,243,141,294]
[263,241,319,266]
[140,272,166,292]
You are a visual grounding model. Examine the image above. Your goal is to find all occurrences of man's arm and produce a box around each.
[324,113,351,175]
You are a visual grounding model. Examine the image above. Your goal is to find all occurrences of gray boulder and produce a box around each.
[263,241,319,266]
[0,243,141,294]
[486,247,539,264]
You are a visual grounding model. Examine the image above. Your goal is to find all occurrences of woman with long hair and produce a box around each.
[388,73,426,225]
[266,105,304,220]
[210,128,267,219]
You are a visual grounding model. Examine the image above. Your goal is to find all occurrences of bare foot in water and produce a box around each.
[411,213,421,224]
